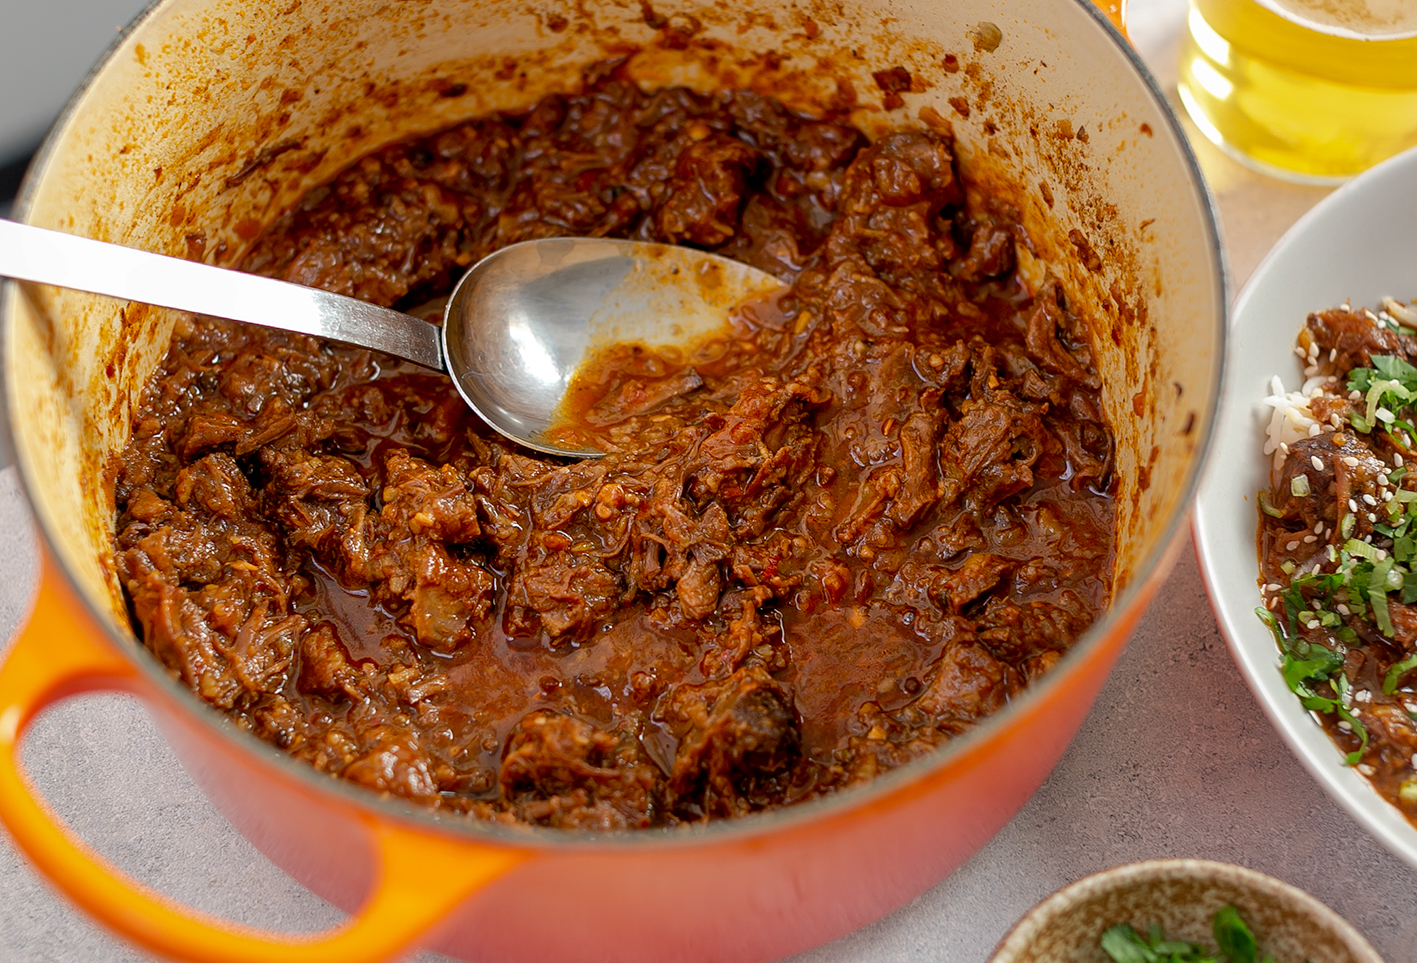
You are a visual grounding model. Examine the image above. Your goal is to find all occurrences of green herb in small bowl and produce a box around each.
[1101,905,1278,963]
[987,860,1380,963]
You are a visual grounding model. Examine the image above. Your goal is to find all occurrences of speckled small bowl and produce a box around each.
[987,859,1384,963]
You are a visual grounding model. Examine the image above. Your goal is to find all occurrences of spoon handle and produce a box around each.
[0,219,444,370]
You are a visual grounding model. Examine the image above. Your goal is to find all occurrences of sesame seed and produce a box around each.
[1309,424,1322,437]
[1379,474,1391,486]
[1339,720,1353,731]
[1312,455,1326,471]
[1376,548,1389,561]
[1384,490,1394,501]
[1369,512,1379,522]
[1350,390,1364,401]
[1399,454,1407,467]
[1303,534,1317,543]
[1358,763,1375,776]
[1286,540,1300,550]
[1295,345,1307,357]
[1338,604,1351,615]
[1343,456,1361,467]
[1314,521,1324,533]
[1364,493,1378,506]
[1280,442,1290,454]
[1411,753,1417,770]
[1331,348,1339,362]
[1355,689,1372,703]
[1349,498,1360,512]
[1331,414,1343,427]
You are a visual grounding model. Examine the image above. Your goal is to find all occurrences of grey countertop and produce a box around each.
[4,1,1417,960]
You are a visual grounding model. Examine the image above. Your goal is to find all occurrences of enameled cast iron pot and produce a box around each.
[0,1,1223,960]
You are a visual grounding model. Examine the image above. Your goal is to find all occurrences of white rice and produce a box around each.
[1262,296,1417,473]
[1262,374,1320,472]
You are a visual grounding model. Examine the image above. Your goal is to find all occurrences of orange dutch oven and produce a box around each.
[0,0,1221,960]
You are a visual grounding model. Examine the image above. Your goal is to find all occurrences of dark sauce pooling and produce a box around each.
[113,64,1115,829]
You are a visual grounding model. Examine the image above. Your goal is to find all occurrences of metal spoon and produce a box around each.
[0,220,782,458]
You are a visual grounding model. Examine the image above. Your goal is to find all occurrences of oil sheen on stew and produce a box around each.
[113,64,1116,829]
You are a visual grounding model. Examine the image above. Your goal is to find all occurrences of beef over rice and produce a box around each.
[112,63,1116,829]
[1259,295,1417,825]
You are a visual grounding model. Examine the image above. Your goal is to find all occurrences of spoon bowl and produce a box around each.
[0,221,781,458]
[442,238,783,457]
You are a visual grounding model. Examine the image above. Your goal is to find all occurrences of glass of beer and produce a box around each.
[1177,0,1417,183]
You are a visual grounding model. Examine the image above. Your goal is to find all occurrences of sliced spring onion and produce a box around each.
[1346,539,1378,561]
[1371,557,1397,637]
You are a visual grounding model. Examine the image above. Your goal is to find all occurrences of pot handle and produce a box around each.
[0,549,527,963]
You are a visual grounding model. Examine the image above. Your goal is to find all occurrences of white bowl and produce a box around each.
[1194,145,1417,871]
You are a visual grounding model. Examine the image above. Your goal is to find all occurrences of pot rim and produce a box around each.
[0,0,1229,852]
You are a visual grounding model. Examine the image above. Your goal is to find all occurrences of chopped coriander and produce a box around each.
[1212,906,1259,963]
[1384,653,1417,695]
[1099,906,1281,963]
[1258,608,1370,766]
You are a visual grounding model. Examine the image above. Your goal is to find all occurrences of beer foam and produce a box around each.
[1260,0,1417,39]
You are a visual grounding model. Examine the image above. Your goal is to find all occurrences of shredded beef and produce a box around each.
[113,64,1114,828]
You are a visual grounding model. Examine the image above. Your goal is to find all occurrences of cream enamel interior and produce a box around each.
[4,0,1220,673]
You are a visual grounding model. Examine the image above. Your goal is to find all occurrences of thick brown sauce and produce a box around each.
[113,64,1115,829]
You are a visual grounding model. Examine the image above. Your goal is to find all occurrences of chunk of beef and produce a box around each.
[975,595,1090,664]
[1273,431,1386,548]
[666,666,800,819]
[504,552,623,640]
[341,728,441,805]
[938,392,1046,510]
[655,133,760,247]
[297,623,369,700]
[913,641,1015,730]
[584,367,705,426]
[174,453,255,520]
[1305,306,1404,375]
[500,712,658,829]
[1024,283,1100,388]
